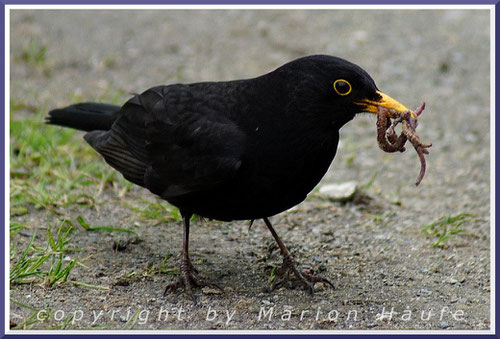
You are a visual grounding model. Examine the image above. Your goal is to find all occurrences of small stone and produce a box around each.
[202,286,223,295]
[449,278,458,285]
[439,321,450,329]
[416,288,432,296]
[315,282,327,291]
[319,182,357,202]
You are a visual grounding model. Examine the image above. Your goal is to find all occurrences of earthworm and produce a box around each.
[376,102,432,186]
[376,108,407,153]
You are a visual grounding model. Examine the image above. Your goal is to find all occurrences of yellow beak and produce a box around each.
[356,91,417,119]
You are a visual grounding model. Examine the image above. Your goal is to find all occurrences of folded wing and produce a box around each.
[84,85,245,199]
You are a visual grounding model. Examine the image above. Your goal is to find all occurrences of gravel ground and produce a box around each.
[9,9,491,331]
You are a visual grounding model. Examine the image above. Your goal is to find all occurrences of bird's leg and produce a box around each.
[263,217,334,295]
[163,213,222,304]
[248,219,255,232]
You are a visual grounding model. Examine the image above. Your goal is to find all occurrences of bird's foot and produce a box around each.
[271,255,334,295]
[163,260,223,304]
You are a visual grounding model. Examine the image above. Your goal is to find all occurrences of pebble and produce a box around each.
[202,286,223,295]
[416,288,432,296]
[318,182,358,202]
[439,321,450,329]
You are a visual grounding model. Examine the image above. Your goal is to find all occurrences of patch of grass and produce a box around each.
[20,39,47,67]
[48,313,75,330]
[160,253,179,274]
[101,54,118,70]
[123,309,142,330]
[77,215,138,236]
[10,220,77,286]
[10,215,139,289]
[388,186,403,206]
[10,105,181,221]
[421,213,474,248]
[126,199,181,225]
[10,114,127,216]
[10,301,75,330]
[371,211,396,225]
[10,102,184,294]
[269,266,277,282]
[10,299,43,330]
[10,98,39,114]
[71,281,110,290]
[10,222,25,237]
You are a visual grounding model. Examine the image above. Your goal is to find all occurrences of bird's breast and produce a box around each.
[215,128,340,219]
[167,127,339,221]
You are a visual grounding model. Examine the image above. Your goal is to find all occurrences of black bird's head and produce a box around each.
[272,55,414,127]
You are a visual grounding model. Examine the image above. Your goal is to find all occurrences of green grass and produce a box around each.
[123,309,142,330]
[269,266,277,282]
[10,101,182,295]
[77,215,138,235]
[160,253,179,275]
[10,115,108,286]
[421,213,474,248]
[10,116,124,214]
[125,199,182,225]
[10,104,181,219]
[20,39,47,68]
[10,299,44,330]
[10,300,79,330]
[71,281,110,290]
[10,220,77,286]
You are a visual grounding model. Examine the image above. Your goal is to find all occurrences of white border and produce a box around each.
[5,4,496,335]
[4,4,496,10]
[489,5,496,336]
[4,4,10,336]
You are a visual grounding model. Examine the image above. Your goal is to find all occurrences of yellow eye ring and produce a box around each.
[333,79,352,96]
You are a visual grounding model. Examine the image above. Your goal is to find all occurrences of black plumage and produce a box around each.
[47,55,411,303]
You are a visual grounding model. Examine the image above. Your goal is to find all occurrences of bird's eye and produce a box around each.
[333,79,352,96]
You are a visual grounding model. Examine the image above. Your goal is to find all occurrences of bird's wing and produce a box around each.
[85,85,245,200]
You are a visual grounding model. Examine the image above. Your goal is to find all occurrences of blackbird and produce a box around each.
[47,55,412,303]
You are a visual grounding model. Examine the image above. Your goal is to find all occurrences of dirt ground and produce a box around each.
[9,9,491,331]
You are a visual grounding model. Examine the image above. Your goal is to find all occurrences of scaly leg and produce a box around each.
[263,217,334,295]
[163,212,222,304]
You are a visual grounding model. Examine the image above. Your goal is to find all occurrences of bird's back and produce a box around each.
[84,76,340,220]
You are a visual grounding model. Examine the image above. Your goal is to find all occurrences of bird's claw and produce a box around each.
[271,255,334,295]
[163,260,223,304]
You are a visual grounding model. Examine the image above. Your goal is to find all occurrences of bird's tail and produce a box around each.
[46,102,120,132]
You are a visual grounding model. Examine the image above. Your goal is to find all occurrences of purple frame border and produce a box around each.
[1,1,498,338]
[0,0,498,4]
